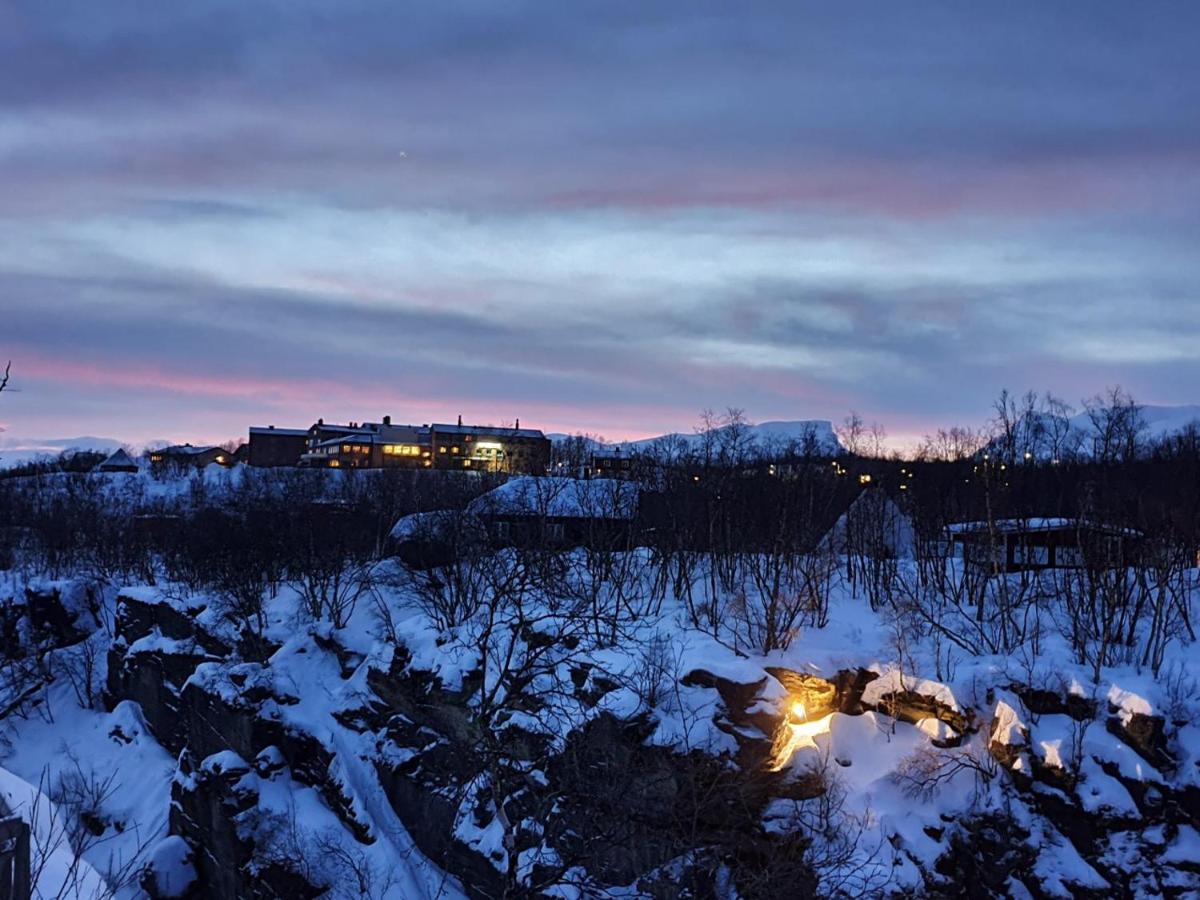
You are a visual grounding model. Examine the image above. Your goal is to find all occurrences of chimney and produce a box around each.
[457,414,463,427]
[515,418,520,430]
[317,417,324,426]
[383,415,391,426]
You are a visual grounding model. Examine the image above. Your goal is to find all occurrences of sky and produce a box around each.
[1,1,1198,450]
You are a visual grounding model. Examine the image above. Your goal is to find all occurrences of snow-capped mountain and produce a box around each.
[551,419,842,457]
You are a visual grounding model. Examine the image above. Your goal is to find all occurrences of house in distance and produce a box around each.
[147,444,233,471]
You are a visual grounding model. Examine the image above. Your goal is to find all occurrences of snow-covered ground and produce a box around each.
[2,543,1197,896]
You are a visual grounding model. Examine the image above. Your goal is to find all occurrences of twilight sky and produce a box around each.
[1,2,1198,448]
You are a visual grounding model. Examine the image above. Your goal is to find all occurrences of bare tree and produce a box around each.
[836,411,865,457]
[1083,385,1146,463]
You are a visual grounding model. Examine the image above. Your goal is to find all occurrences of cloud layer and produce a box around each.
[1,2,1197,445]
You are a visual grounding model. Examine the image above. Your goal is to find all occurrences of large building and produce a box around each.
[247,415,551,474]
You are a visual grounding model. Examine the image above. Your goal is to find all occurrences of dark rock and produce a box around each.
[169,751,324,900]
[1010,683,1097,721]
[1106,710,1173,773]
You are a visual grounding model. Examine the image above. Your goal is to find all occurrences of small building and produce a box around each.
[466,476,640,548]
[94,448,140,474]
[944,518,1141,573]
[147,444,232,470]
[246,426,310,467]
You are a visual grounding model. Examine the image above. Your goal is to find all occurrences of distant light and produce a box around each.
[858,474,872,484]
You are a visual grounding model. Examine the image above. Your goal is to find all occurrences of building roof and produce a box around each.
[390,509,488,542]
[945,518,1141,537]
[431,423,547,439]
[156,444,220,456]
[310,425,429,449]
[467,476,639,519]
[249,426,309,437]
[96,448,139,470]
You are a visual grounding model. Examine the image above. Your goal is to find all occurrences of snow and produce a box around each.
[466,476,639,519]
[1162,825,1200,864]
[389,509,484,541]
[146,835,197,897]
[991,700,1027,747]
[2,489,1198,897]
[861,668,961,712]
[620,419,842,456]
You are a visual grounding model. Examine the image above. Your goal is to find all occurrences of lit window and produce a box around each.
[451,446,460,454]
[342,445,350,453]
[439,447,447,454]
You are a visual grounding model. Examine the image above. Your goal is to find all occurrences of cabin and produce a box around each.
[466,476,640,549]
[148,444,232,471]
[944,518,1141,573]
[94,448,140,473]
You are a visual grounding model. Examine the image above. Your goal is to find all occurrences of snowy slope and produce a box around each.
[552,419,842,457]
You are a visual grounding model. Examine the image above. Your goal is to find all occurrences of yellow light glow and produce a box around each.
[790,701,807,721]
[770,709,835,771]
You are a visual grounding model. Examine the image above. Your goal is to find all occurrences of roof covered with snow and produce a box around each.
[390,509,486,542]
[156,444,221,456]
[467,476,639,519]
[248,426,310,436]
[945,518,1141,537]
[96,448,139,470]
[432,423,547,439]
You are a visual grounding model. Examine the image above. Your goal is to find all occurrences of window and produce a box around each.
[439,446,447,454]
[494,521,510,541]
[1014,544,1049,566]
[451,446,460,454]
[547,523,565,542]
[1056,546,1085,567]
